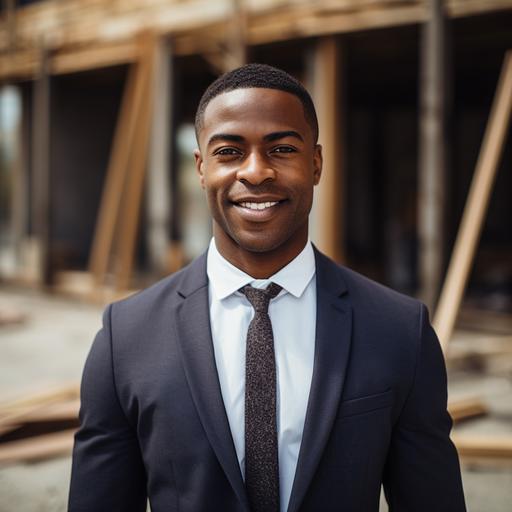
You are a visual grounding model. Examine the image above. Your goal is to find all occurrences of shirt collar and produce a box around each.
[207,237,315,300]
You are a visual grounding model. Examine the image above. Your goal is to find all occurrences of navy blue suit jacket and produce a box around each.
[69,248,466,511]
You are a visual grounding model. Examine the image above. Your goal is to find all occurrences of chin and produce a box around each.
[236,238,280,254]
[232,230,292,255]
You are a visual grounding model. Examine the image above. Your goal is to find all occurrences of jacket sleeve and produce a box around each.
[382,303,466,511]
[68,304,147,512]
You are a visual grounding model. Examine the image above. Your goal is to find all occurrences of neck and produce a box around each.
[213,229,308,279]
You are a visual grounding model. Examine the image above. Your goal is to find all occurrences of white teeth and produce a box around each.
[240,201,278,210]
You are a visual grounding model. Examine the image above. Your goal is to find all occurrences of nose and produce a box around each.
[236,151,275,185]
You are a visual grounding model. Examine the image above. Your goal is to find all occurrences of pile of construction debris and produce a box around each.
[0,385,79,465]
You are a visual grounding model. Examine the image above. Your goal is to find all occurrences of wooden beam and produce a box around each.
[115,33,157,290]
[453,433,512,460]
[2,1,512,79]
[448,397,488,422]
[52,41,139,75]
[446,0,512,18]
[7,400,79,425]
[0,384,79,417]
[247,3,426,46]
[0,428,76,464]
[88,61,140,285]
[310,36,344,263]
[229,0,247,69]
[0,400,79,429]
[0,50,38,81]
[418,0,447,311]
[433,51,512,351]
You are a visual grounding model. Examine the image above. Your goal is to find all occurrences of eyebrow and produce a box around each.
[206,130,304,148]
[263,131,304,143]
[207,133,245,147]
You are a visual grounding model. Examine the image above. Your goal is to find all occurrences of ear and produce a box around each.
[194,149,206,189]
[313,144,323,185]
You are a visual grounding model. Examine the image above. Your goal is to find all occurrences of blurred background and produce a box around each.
[0,0,511,510]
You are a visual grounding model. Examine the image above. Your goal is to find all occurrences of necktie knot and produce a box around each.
[241,283,282,313]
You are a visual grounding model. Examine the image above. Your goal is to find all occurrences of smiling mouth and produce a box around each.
[238,201,280,210]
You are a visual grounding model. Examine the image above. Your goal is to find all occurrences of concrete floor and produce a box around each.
[0,285,511,511]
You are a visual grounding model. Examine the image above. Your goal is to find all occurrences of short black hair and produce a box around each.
[195,63,319,143]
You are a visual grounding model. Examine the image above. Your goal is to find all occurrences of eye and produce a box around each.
[213,147,242,157]
[271,145,297,154]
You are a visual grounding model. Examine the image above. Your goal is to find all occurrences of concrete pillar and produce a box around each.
[146,38,172,276]
[418,0,447,309]
[31,44,52,286]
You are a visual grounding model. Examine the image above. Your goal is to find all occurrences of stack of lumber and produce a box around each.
[0,308,26,326]
[0,382,511,466]
[0,384,79,465]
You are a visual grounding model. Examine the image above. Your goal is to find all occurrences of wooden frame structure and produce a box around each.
[2,1,512,81]
[434,51,512,351]
[88,33,157,291]
[1,0,511,294]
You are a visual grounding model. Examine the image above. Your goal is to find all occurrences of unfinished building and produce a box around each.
[0,0,511,324]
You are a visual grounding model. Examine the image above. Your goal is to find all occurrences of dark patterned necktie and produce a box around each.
[241,282,282,512]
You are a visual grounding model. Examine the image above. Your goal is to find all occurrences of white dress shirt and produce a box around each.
[207,238,316,512]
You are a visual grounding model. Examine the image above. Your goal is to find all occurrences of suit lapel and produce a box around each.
[287,249,353,512]
[174,254,249,511]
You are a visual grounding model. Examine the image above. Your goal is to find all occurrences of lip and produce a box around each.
[232,200,285,222]
[230,195,285,204]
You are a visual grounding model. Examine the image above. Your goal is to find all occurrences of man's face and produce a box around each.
[194,87,322,260]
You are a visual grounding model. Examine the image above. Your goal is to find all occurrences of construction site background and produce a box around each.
[0,0,511,510]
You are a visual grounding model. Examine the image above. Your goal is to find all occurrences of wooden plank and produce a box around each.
[446,0,512,18]
[88,61,140,285]
[247,3,427,46]
[310,36,344,263]
[452,434,512,460]
[0,400,79,427]
[0,308,26,326]
[114,33,157,290]
[3,1,512,79]
[0,429,76,465]
[433,51,512,352]
[0,424,20,437]
[448,397,488,422]
[3,0,234,53]
[229,0,247,69]
[52,41,139,75]
[0,384,79,416]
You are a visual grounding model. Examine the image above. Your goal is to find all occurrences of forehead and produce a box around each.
[200,88,312,143]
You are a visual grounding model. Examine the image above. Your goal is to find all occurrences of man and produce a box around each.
[69,63,466,512]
